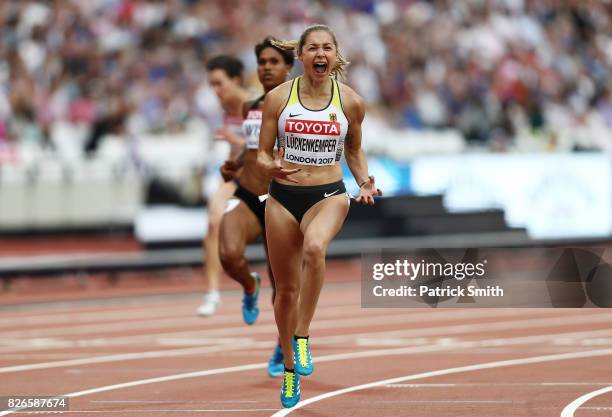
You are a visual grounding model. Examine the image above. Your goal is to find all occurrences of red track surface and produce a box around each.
[0,234,140,257]
[2,258,612,417]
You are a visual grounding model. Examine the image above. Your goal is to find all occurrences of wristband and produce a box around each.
[358,180,368,188]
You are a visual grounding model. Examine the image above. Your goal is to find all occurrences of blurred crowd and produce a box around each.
[0,0,611,154]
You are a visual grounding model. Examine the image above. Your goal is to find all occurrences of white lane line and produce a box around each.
[311,329,612,364]
[0,314,264,339]
[560,385,612,417]
[316,313,612,346]
[0,306,196,329]
[555,338,612,347]
[64,369,201,375]
[0,302,400,343]
[0,308,545,354]
[0,294,360,333]
[10,409,278,413]
[0,314,488,366]
[8,308,610,356]
[385,383,612,388]
[424,347,600,355]
[582,406,612,410]
[0,291,357,327]
[271,348,612,417]
[375,399,522,404]
[0,353,122,360]
[0,304,538,339]
[0,340,272,374]
[0,330,608,417]
[0,310,365,353]
[89,400,258,403]
[2,319,612,374]
[0,302,206,323]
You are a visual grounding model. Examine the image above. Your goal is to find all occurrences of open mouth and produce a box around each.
[313,62,327,74]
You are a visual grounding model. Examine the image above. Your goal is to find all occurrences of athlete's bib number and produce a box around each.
[283,119,341,166]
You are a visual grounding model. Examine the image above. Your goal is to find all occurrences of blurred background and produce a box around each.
[1,0,611,297]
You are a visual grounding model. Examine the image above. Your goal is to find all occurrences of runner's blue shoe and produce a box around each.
[280,368,300,408]
[242,272,260,325]
[293,336,313,376]
[268,343,284,377]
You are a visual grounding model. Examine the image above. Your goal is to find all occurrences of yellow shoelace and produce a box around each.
[297,339,309,368]
[284,372,295,397]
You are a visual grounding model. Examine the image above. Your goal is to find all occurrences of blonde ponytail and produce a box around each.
[270,39,299,52]
[332,50,350,79]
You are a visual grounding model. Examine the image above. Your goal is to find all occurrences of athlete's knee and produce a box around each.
[303,239,327,265]
[274,276,299,297]
[219,242,243,271]
[274,287,298,308]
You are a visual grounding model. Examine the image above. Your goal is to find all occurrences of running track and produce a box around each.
[2,258,612,417]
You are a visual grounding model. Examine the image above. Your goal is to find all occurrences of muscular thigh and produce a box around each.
[208,181,238,223]
[220,201,262,250]
[301,194,350,245]
[265,197,303,291]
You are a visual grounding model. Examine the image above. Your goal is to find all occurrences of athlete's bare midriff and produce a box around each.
[238,150,272,195]
[275,161,342,187]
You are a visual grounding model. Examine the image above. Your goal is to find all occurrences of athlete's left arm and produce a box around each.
[342,85,382,205]
[214,126,246,148]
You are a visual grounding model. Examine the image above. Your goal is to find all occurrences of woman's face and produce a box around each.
[257,47,292,92]
[298,30,337,81]
[208,69,240,103]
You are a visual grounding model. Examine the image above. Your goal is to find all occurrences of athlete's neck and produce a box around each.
[300,76,331,97]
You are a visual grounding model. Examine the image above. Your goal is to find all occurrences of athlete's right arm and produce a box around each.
[257,83,301,183]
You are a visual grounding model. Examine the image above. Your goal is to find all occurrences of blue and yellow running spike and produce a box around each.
[280,369,300,408]
[293,336,313,376]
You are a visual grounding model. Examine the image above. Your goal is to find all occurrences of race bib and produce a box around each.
[282,119,340,166]
[243,110,262,150]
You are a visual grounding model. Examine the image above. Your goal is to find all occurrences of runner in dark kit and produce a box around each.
[218,37,294,377]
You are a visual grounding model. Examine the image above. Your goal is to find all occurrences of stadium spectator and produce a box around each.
[0,0,610,151]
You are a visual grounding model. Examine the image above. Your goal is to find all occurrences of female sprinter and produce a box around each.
[218,37,294,377]
[257,25,382,407]
[197,55,248,317]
